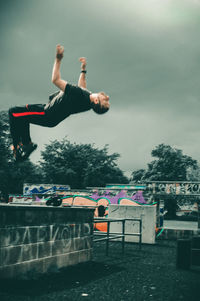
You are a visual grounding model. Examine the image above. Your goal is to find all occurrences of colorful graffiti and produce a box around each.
[146,181,200,196]
[62,195,109,217]
[90,189,147,204]
[8,195,33,204]
[9,184,161,239]
[106,184,146,190]
[22,183,151,205]
[23,183,70,195]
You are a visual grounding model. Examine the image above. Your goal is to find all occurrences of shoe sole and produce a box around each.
[21,144,38,161]
[14,144,38,162]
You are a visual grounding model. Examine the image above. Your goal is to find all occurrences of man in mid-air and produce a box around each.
[9,44,110,162]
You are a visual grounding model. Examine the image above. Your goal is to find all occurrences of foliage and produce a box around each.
[0,110,128,196]
[131,169,146,183]
[145,144,198,181]
[0,111,43,197]
[131,144,199,218]
[131,144,198,182]
[40,138,128,188]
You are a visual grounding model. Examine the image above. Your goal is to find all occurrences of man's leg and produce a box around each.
[9,104,46,161]
[9,106,26,149]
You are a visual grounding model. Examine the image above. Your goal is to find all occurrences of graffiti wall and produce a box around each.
[21,184,151,206]
[90,189,147,204]
[146,182,200,196]
[8,195,33,204]
[23,183,70,195]
[61,190,151,217]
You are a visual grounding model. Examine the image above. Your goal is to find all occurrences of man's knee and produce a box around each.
[9,107,15,115]
[8,107,17,118]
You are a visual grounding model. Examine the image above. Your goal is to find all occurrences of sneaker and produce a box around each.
[19,143,38,161]
[11,145,23,162]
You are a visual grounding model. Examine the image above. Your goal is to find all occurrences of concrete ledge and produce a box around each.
[108,204,156,244]
[0,204,94,279]
[0,204,94,226]
[0,249,93,279]
[157,228,200,240]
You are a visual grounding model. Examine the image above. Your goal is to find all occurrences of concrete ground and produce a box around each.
[0,240,199,301]
[164,220,198,230]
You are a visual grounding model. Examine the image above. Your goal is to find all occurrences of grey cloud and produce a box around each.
[1,0,200,175]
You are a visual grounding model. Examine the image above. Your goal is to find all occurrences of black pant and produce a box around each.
[9,104,59,148]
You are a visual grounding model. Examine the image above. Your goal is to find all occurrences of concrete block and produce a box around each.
[1,245,23,266]
[0,205,94,278]
[52,239,71,256]
[191,249,200,266]
[0,226,52,247]
[51,224,70,241]
[69,236,92,252]
[80,223,93,237]
[192,236,200,248]
[0,264,14,278]
[79,249,90,263]
[0,259,45,279]
[37,226,51,243]
[56,253,70,269]
[1,243,40,266]
[176,239,191,270]
[21,243,38,262]
[38,241,53,258]
[84,236,93,250]
[70,237,83,252]
[159,229,199,240]
[43,256,58,273]
[109,205,156,244]
[68,251,80,266]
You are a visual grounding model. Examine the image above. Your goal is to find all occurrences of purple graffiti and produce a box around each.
[90,189,110,200]
[131,191,146,204]
[90,190,147,204]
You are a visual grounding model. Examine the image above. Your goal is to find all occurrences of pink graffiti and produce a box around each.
[90,190,147,204]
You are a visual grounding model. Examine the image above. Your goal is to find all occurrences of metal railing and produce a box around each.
[93,217,142,255]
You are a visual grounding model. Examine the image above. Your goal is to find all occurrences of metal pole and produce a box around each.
[122,219,125,255]
[106,221,110,256]
[139,219,142,250]
[198,200,200,230]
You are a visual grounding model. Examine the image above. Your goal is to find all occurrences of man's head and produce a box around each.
[90,92,110,114]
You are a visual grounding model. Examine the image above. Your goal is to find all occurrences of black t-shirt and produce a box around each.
[45,83,92,123]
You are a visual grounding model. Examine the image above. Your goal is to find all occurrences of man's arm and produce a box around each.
[52,45,67,92]
[78,57,87,89]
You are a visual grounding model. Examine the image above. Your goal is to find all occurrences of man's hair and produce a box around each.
[91,92,110,115]
[91,102,109,114]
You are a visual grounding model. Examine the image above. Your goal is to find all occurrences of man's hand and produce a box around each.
[56,44,64,60]
[79,57,87,70]
[52,44,67,91]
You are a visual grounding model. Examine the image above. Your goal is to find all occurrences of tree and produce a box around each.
[40,138,128,188]
[0,111,44,197]
[7,161,44,195]
[131,169,146,183]
[131,144,198,218]
[145,144,198,181]
[131,144,198,182]
[0,111,11,197]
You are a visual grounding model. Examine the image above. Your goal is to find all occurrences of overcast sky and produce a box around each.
[1,0,200,177]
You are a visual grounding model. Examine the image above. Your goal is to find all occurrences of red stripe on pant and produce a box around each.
[12,112,45,117]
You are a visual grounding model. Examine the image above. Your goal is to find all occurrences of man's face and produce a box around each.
[97,92,110,109]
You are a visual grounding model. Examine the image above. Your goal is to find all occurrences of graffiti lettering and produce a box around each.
[1,223,92,267]
[146,182,200,195]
